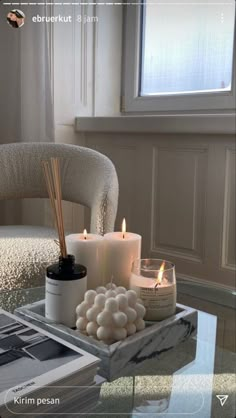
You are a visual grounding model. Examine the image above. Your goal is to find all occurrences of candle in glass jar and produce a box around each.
[104,219,141,288]
[66,230,104,289]
[130,259,176,321]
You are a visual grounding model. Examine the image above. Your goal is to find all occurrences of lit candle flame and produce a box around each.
[83,229,87,240]
[155,261,165,287]
[122,218,126,239]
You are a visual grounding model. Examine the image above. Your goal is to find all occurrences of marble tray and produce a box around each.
[15,301,198,381]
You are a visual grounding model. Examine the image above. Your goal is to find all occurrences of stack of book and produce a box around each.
[0,309,104,417]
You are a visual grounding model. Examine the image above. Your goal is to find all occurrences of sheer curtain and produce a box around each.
[0,5,54,224]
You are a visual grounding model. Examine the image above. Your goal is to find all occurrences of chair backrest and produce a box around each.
[0,143,119,234]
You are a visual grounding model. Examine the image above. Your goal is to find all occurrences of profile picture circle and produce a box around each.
[7,9,25,28]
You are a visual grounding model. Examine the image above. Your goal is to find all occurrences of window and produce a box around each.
[124,0,236,113]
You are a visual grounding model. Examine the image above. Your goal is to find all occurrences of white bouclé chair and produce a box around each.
[0,143,119,290]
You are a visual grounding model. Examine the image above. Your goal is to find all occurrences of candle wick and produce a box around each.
[84,236,87,240]
[123,233,125,239]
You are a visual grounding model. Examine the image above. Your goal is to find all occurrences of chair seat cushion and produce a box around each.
[0,225,59,290]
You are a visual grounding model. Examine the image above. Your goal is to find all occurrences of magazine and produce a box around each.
[0,309,102,416]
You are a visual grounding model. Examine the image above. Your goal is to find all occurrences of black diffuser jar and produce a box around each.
[45,255,87,328]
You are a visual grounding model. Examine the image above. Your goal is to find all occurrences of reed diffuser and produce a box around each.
[42,158,87,328]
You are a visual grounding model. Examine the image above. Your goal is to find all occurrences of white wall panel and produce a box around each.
[222,148,236,270]
[151,147,208,262]
[85,136,137,231]
[83,133,235,290]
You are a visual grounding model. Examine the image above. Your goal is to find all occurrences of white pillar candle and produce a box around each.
[66,230,104,289]
[104,219,141,288]
[130,259,176,321]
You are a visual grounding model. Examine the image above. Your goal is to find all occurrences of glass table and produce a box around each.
[0,287,235,418]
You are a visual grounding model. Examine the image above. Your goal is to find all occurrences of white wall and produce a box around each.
[81,132,235,290]
[52,4,93,233]
[53,4,235,290]
[52,4,123,233]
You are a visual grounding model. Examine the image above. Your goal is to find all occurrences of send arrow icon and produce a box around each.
[216,395,229,406]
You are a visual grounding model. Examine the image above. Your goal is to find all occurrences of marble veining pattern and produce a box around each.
[15,301,198,381]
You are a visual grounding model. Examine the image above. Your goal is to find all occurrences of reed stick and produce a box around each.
[42,158,67,258]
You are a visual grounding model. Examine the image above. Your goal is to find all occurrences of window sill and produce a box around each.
[75,114,235,134]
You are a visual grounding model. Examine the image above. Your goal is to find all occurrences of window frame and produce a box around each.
[123,2,236,114]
